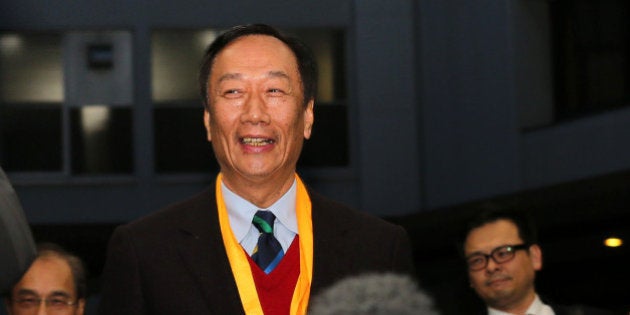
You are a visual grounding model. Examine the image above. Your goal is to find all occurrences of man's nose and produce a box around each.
[241,93,270,124]
[36,303,48,315]
[485,257,501,273]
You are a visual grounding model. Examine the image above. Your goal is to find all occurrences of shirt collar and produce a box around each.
[487,295,553,315]
[221,179,298,242]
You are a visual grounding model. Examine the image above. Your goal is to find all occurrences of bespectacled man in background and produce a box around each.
[462,209,615,315]
[4,243,86,315]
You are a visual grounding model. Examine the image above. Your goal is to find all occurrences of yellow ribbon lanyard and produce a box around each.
[216,173,314,315]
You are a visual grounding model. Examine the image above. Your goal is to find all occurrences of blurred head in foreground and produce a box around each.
[309,273,439,315]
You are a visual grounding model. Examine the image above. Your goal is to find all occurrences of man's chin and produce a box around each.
[485,287,516,308]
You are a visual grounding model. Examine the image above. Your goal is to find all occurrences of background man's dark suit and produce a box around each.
[478,303,618,315]
[551,302,618,315]
[99,183,415,314]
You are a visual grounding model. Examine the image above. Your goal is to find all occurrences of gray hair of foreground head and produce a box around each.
[309,273,440,315]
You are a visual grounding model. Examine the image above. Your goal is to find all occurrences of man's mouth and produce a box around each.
[241,137,275,146]
[486,276,511,287]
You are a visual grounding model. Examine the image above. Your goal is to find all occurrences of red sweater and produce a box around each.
[246,236,300,315]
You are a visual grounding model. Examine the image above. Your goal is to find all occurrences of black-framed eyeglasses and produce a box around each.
[466,244,530,271]
[12,296,78,312]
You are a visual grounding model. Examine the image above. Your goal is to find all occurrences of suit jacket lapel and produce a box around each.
[174,187,245,314]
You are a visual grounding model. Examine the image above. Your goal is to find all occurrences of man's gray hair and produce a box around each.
[36,242,88,300]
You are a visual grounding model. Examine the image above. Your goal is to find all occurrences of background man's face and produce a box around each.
[464,219,541,310]
[7,255,85,315]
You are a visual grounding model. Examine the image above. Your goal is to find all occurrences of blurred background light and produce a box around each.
[604,237,623,248]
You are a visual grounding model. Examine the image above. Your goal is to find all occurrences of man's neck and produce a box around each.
[221,171,296,208]
[489,291,537,315]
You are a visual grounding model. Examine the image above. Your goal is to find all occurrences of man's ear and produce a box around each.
[77,298,86,315]
[203,110,212,142]
[529,244,543,271]
[303,100,314,140]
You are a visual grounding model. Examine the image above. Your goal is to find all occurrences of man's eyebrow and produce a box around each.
[217,73,243,83]
[465,249,488,257]
[48,291,73,298]
[217,71,290,84]
[267,71,290,80]
[14,289,73,299]
[15,289,38,296]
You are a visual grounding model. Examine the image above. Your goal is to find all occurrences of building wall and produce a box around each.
[1,0,421,223]
[416,0,630,209]
[2,0,630,222]
[3,1,629,313]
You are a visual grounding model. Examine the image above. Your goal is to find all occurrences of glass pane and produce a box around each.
[287,28,346,103]
[288,29,348,166]
[0,104,62,171]
[151,30,218,102]
[151,28,346,103]
[552,0,630,121]
[70,106,133,174]
[298,104,349,167]
[0,33,63,102]
[1,32,64,172]
[154,106,218,173]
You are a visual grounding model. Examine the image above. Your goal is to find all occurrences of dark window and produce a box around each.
[70,106,133,174]
[552,0,630,121]
[0,104,62,171]
[299,104,348,167]
[154,106,217,173]
[289,29,349,167]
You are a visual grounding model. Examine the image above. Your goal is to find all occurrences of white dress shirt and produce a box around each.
[487,294,555,315]
[221,179,298,256]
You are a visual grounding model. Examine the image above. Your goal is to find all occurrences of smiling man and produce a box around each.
[463,211,543,315]
[462,209,616,315]
[99,24,415,315]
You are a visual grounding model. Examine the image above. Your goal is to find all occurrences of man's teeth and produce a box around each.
[242,137,274,146]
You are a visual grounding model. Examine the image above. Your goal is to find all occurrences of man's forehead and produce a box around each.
[12,256,76,296]
[465,220,523,252]
[213,36,297,68]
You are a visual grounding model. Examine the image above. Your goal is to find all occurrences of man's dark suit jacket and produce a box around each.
[99,184,415,314]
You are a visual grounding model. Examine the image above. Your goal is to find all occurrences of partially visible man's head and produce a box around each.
[5,243,86,315]
[462,210,542,313]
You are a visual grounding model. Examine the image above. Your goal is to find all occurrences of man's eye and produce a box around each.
[467,256,484,266]
[17,298,39,306]
[221,89,243,98]
[49,299,69,307]
[267,88,284,94]
[495,249,511,258]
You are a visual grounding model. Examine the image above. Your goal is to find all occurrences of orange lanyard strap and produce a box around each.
[216,173,313,314]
